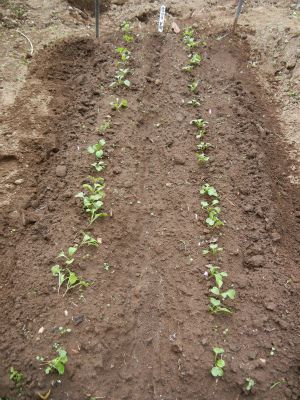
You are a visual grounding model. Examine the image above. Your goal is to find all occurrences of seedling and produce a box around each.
[80,232,99,247]
[99,121,110,134]
[9,367,23,384]
[182,65,193,73]
[76,176,107,224]
[110,98,128,111]
[110,68,131,88]
[209,297,232,314]
[201,201,224,227]
[245,378,255,392]
[103,263,111,271]
[208,265,227,288]
[58,246,78,266]
[211,347,225,377]
[188,81,199,92]
[87,139,105,159]
[197,142,211,151]
[116,47,131,63]
[200,183,219,198]
[196,153,209,163]
[51,265,90,296]
[187,99,200,107]
[185,37,199,48]
[91,161,105,172]
[183,26,194,39]
[202,243,223,256]
[121,21,134,42]
[189,53,202,66]
[210,287,236,300]
[58,327,72,335]
[191,119,207,129]
[37,344,68,375]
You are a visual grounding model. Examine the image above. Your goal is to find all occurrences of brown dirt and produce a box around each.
[0,22,300,399]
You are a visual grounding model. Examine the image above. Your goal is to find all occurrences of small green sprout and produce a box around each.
[121,21,134,42]
[185,37,199,48]
[9,367,23,384]
[76,176,107,224]
[116,47,131,63]
[87,139,106,159]
[182,65,193,73]
[188,81,199,92]
[81,232,99,247]
[196,153,209,163]
[209,297,232,314]
[189,53,202,66]
[110,68,131,88]
[51,265,90,296]
[187,99,200,107]
[58,246,78,266]
[197,142,211,151]
[183,26,194,39]
[208,265,227,288]
[91,161,105,172]
[103,263,111,271]
[99,121,110,133]
[245,378,255,392]
[37,344,68,375]
[211,347,225,377]
[202,243,223,256]
[110,98,128,111]
[191,119,207,129]
[210,287,236,300]
[58,327,72,335]
[201,201,224,227]
[200,183,219,198]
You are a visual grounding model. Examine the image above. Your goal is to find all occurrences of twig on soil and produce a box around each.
[16,29,34,55]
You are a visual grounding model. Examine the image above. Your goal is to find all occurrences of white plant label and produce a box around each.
[158,5,166,33]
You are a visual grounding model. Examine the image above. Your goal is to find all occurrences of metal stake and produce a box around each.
[233,0,245,32]
[95,0,100,38]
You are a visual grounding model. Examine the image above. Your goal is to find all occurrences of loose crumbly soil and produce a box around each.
[0,23,300,399]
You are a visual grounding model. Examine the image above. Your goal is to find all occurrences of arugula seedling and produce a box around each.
[121,21,134,42]
[116,47,131,63]
[110,98,128,111]
[200,183,219,198]
[99,121,110,134]
[37,344,68,375]
[245,378,255,392]
[182,65,193,73]
[197,142,211,151]
[196,153,209,163]
[110,68,131,88]
[211,347,225,377]
[58,327,72,335]
[9,367,23,384]
[191,118,207,129]
[92,161,105,172]
[185,37,199,48]
[58,246,78,266]
[183,26,194,39]
[76,176,107,224]
[202,243,223,256]
[80,232,99,247]
[208,265,227,288]
[210,287,236,300]
[87,139,105,159]
[209,297,232,314]
[188,81,199,92]
[51,265,66,293]
[187,99,200,107]
[189,53,202,66]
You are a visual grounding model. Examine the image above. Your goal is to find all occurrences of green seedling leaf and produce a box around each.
[245,378,255,392]
[221,289,236,300]
[216,359,225,368]
[188,81,199,92]
[200,183,219,198]
[211,366,223,377]
[38,345,68,375]
[196,153,209,163]
[9,367,23,384]
[189,53,202,65]
[210,286,220,296]
[81,233,99,247]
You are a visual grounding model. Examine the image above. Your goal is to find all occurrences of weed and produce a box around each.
[110,98,128,111]
[9,367,23,384]
[202,243,223,256]
[76,176,107,224]
[37,344,68,375]
[211,347,225,377]
[81,232,99,247]
[188,81,199,93]
[245,378,255,392]
[99,121,110,134]
[58,246,78,266]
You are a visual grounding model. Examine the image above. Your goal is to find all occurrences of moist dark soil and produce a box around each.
[0,25,300,400]
[67,0,110,14]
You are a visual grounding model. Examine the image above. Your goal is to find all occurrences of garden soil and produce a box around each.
[0,23,300,400]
